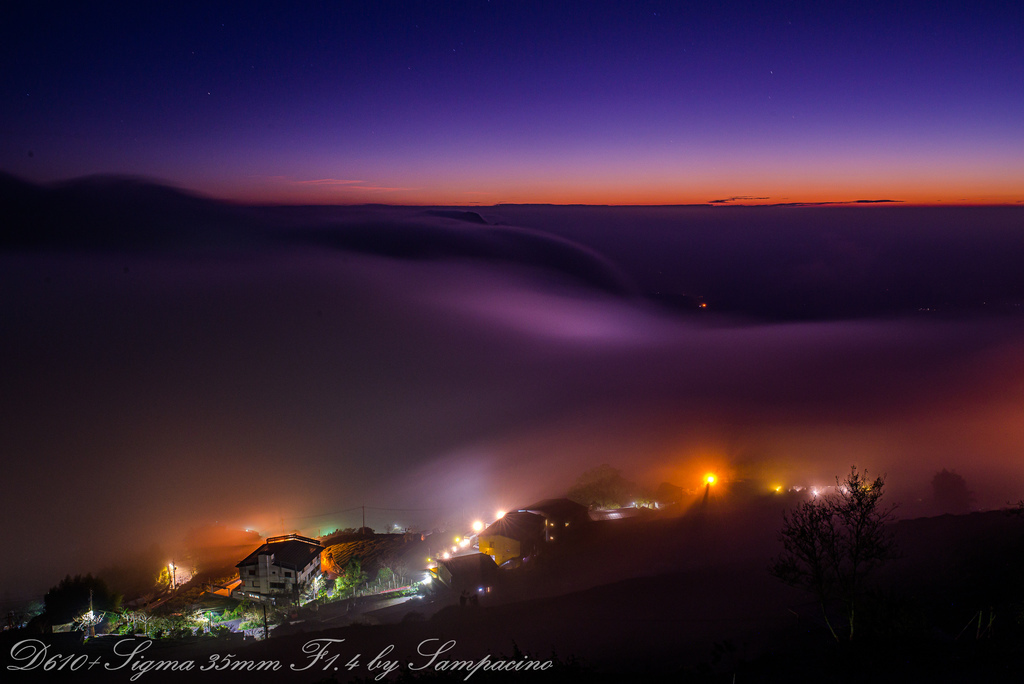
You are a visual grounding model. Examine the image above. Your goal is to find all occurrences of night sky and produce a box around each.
[2,2,1024,602]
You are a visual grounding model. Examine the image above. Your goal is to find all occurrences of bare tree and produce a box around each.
[770,466,897,641]
[118,609,155,635]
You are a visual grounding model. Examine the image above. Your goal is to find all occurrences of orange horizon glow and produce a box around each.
[184,158,1024,207]
[20,163,1023,207]
[207,179,1024,207]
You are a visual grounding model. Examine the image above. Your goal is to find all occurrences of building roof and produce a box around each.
[518,498,590,521]
[589,506,653,521]
[480,511,545,542]
[439,552,499,578]
[236,534,323,571]
[436,553,499,589]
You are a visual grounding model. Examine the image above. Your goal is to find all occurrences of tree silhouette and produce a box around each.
[567,464,642,509]
[43,574,121,625]
[931,468,974,514]
[770,466,897,641]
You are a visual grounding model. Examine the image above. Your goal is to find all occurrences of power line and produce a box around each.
[288,505,363,521]
[287,503,452,522]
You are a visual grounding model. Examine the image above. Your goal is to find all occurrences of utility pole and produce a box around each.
[87,585,94,638]
[362,505,366,531]
[262,602,268,641]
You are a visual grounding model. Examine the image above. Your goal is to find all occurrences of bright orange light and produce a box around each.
[704,473,717,486]
[471,521,484,532]
[496,510,506,519]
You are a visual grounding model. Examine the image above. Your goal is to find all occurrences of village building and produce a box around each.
[433,552,500,597]
[233,534,323,603]
[515,498,591,539]
[478,512,545,567]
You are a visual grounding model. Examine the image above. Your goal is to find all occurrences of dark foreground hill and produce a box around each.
[6,505,1024,682]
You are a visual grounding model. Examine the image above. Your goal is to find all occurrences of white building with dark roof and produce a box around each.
[233,534,323,603]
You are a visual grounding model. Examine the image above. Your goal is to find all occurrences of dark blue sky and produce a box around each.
[2,1,1021,203]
